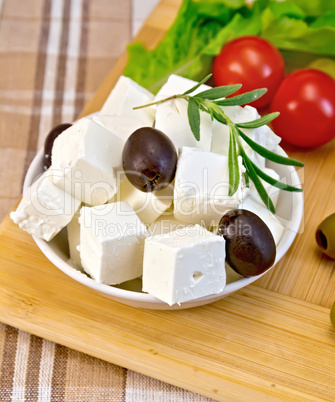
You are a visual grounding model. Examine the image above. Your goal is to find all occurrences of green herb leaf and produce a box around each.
[237,128,304,167]
[187,97,201,141]
[242,160,250,188]
[196,84,242,100]
[236,112,280,129]
[209,107,215,121]
[214,88,268,106]
[183,73,213,95]
[241,149,276,214]
[251,161,303,192]
[212,110,227,125]
[128,73,305,213]
[228,125,240,196]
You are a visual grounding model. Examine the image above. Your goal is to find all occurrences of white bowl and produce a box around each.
[24,147,303,310]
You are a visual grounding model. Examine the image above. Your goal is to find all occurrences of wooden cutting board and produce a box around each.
[1,0,335,400]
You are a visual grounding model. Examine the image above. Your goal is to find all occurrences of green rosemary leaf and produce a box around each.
[244,170,250,188]
[237,128,304,167]
[251,161,303,192]
[228,125,240,196]
[236,112,280,129]
[187,97,200,141]
[214,88,267,106]
[212,110,227,125]
[209,107,214,121]
[240,148,275,213]
[131,73,304,214]
[242,160,250,188]
[198,101,227,124]
[182,73,212,95]
[196,84,242,100]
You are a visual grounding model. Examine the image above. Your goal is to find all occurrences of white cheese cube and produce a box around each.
[10,170,80,241]
[109,178,173,227]
[174,147,246,227]
[155,75,212,151]
[257,167,281,208]
[254,122,281,151]
[211,105,281,169]
[239,193,284,245]
[212,105,264,169]
[143,225,226,305]
[79,202,147,285]
[100,75,155,126]
[51,118,125,206]
[147,214,189,237]
[156,73,211,96]
[67,207,82,269]
[240,167,284,245]
[92,115,145,142]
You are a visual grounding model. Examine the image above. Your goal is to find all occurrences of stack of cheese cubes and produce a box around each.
[10,74,285,305]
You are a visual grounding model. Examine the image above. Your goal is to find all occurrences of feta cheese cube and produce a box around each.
[155,75,213,151]
[109,178,173,226]
[254,122,281,151]
[147,214,189,237]
[51,118,124,206]
[239,192,284,245]
[211,105,281,169]
[80,202,147,285]
[174,147,246,226]
[10,170,80,241]
[100,75,155,126]
[239,167,284,245]
[257,167,281,208]
[67,207,82,269]
[143,225,226,305]
[92,115,145,142]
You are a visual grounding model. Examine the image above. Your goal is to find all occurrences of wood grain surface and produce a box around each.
[1,0,335,400]
[0,214,334,402]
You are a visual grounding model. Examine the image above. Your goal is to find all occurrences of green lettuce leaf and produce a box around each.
[286,0,335,17]
[124,0,262,92]
[124,0,335,93]
[261,6,335,55]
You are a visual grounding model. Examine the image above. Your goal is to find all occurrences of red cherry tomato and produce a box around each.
[212,36,285,109]
[270,69,335,148]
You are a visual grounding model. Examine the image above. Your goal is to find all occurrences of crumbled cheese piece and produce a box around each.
[10,170,80,241]
[109,178,173,226]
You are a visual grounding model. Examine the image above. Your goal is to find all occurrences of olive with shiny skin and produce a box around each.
[316,213,335,259]
[217,209,276,277]
[43,123,72,170]
[122,127,177,192]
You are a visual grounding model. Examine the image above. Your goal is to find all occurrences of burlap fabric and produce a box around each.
[0,0,215,400]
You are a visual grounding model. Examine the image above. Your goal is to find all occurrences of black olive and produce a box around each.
[43,123,72,170]
[217,209,276,277]
[122,127,177,192]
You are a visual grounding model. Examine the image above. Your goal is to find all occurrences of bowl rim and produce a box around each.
[24,146,303,307]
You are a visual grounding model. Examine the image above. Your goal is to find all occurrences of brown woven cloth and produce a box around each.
[0,0,215,400]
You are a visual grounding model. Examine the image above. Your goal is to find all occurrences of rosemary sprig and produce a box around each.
[133,74,304,213]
